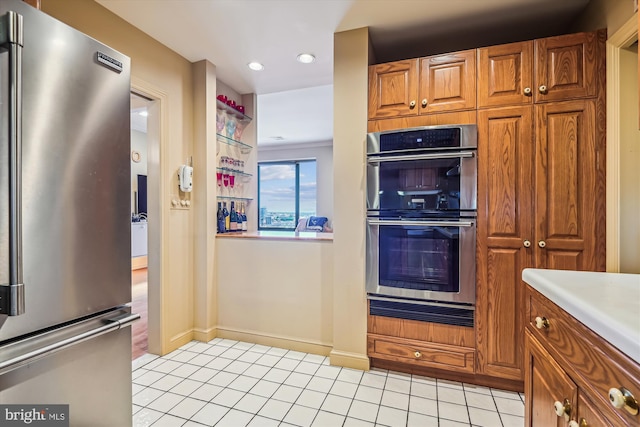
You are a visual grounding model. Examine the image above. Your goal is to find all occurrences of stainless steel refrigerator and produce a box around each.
[0,1,137,425]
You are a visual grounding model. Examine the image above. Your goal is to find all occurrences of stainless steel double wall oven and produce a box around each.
[366,125,477,327]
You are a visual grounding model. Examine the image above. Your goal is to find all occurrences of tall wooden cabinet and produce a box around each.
[476,30,606,384]
[367,29,606,390]
[476,106,534,381]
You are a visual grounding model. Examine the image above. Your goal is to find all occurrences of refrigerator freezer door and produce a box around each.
[0,1,131,341]
[0,308,136,426]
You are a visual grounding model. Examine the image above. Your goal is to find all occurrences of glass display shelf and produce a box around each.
[216,133,252,152]
[216,167,252,177]
[216,99,252,124]
[217,195,253,201]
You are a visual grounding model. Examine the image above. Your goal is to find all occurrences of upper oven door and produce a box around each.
[367,151,476,214]
[366,218,476,305]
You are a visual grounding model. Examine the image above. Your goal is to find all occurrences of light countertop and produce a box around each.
[216,231,333,241]
[522,268,640,364]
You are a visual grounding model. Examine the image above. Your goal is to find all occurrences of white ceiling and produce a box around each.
[99,0,591,146]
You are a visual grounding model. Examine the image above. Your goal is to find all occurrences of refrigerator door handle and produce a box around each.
[0,11,24,316]
[0,313,139,374]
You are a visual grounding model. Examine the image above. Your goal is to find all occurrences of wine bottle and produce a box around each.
[223,202,230,231]
[241,203,248,231]
[217,202,225,233]
[229,201,237,231]
[236,201,243,231]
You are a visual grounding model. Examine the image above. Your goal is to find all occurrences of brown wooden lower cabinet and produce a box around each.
[524,286,640,427]
[368,334,475,373]
[367,313,524,391]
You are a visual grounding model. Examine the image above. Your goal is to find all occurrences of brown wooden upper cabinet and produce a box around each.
[368,50,476,119]
[478,41,534,108]
[419,50,476,114]
[368,59,419,119]
[478,31,601,108]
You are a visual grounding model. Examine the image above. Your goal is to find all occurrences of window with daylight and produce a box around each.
[258,160,317,230]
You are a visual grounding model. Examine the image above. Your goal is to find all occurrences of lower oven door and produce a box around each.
[366,218,476,305]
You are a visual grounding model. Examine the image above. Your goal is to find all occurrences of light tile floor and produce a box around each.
[132,339,525,427]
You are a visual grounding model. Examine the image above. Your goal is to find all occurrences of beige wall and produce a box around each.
[574,2,640,273]
[573,0,636,34]
[192,61,218,342]
[216,238,334,353]
[42,0,195,354]
[331,28,370,370]
[618,44,640,273]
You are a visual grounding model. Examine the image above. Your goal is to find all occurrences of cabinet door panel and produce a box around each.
[369,60,419,119]
[476,106,533,380]
[535,32,598,102]
[525,331,578,427]
[576,392,615,427]
[478,41,533,108]
[535,100,599,270]
[419,50,476,113]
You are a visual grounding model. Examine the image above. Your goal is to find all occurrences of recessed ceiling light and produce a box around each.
[296,53,315,64]
[248,62,264,71]
[138,111,148,117]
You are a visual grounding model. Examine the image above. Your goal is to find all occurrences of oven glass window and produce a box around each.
[378,158,461,212]
[379,225,459,293]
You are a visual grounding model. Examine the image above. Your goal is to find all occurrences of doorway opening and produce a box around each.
[131,92,154,360]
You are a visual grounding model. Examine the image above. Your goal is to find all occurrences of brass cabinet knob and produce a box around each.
[524,87,532,95]
[535,316,550,329]
[554,399,572,421]
[421,99,428,107]
[409,100,416,108]
[523,240,531,248]
[609,387,639,415]
[539,85,548,93]
[414,351,421,358]
[538,240,546,248]
[569,419,588,427]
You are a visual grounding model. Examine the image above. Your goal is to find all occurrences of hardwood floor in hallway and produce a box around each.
[132,267,148,360]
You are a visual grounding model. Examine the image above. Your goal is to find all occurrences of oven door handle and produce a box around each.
[367,151,475,164]
[367,219,474,227]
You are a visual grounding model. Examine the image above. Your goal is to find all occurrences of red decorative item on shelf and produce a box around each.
[226,99,236,108]
[216,94,227,103]
[236,105,245,114]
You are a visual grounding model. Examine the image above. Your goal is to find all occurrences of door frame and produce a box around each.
[606,13,638,272]
[131,77,168,355]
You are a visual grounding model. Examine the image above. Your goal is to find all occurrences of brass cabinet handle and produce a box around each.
[569,419,588,427]
[539,85,548,93]
[609,387,639,416]
[524,87,532,95]
[535,316,550,329]
[421,98,428,107]
[409,100,416,108]
[523,240,531,248]
[414,351,421,358]
[538,240,546,248]
[554,399,572,421]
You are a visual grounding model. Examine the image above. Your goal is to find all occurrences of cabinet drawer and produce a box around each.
[526,289,640,426]
[368,334,475,373]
